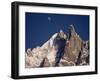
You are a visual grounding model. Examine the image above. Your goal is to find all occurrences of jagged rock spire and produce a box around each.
[59,29,65,38]
[61,24,82,65]
[59,29,67,39]
[70,24,75,32]
[67,24,76,39]
[60,29,64,34]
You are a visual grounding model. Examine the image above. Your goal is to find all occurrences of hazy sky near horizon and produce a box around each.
[25,12,89,50]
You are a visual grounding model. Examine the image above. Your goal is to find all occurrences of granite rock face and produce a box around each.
[25,24,89,68]
[59,25,82,66]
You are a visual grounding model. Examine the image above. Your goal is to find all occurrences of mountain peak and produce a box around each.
[25,24,89,68]
[69,24,75,32]
[60,29,64,34]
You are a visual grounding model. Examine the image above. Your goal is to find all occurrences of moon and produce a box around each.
[48,17,51,21]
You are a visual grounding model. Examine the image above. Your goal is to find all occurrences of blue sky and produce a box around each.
[25,12,89,50]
